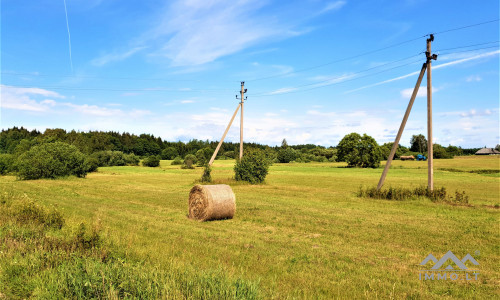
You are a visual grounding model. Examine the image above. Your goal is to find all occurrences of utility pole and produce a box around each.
[208,103,241,166]
[238,81,247,159]
[377,34,437,191]
[426,34,437,191]
[377,63,427,190]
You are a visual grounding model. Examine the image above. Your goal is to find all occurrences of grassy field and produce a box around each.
[1,156,499,299]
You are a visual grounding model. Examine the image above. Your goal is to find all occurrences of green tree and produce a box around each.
[277,148,297,163]
[337,133,382,168]
[281,138,288,149]
[142,155,160,167]
[15,142,87,180]
[234,148,271,184]
[410,134,427,153]
[161,147,178,160]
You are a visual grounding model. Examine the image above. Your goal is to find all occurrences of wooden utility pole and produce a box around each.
[239,81,247,159]
[208,103,241,166]
[377,63,428,190]
[426,34,437,191]
[377,34,437,191]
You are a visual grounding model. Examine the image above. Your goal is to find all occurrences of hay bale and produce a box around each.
[188,184,236,221]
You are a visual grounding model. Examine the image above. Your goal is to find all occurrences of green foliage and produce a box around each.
[171,156,183,165]
[380,143,408,160]
[224,150,236,159]
[182,154,196,169]
[357,185,469,204]
[410,134,427,153]
[281,138,288,149]
[201,164,212,183]
[161,146,178,160]
[433,144,453,159]
[337,133,382,168]
[0,153,13,175]
[90,151,139,167]
[15,142,88,180]
[142,155,160,167]
[234,148,271,184]
[196,147,213,166]
[277,148,297,163]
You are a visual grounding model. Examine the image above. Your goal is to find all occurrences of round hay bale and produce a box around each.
[188,184,236,221]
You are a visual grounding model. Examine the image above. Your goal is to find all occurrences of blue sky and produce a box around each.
[1,0,498,148]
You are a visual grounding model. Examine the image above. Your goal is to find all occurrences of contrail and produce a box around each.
[63,0,73,73]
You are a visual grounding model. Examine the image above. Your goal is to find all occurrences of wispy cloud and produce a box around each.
[269,87,298,95]
[181,100,195,104]
[400,86,439,98]
[0,85,64,112]
[466,75,482,82]
[145,0,345,66]
[92,46,147,66]
[320,1,346,14]
[346,50,500,93]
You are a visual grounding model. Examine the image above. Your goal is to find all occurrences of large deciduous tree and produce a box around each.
[337,133,382,168]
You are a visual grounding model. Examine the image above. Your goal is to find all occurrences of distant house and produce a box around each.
[475,148,500,155]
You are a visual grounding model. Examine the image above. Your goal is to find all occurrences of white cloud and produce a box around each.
[0,85,64,112]
[320,1,346,14]
[347,50,500,93]
[268,87,298,95]
[92,46,146,66]
[466,75,482,82]
[400,86,439,98]
[181,100,195,104]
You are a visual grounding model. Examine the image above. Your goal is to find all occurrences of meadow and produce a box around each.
[1,156,499,299]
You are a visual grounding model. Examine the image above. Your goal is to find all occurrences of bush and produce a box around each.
[200,164,212,182]
[161,147,178,160]
[234,148,271,184]
[89,151,139,167]
[142,155,160,167]
[195,147,213,166]
[84,156,100,173]
[171,156,183,165]
[0,153,13,175]
[337,133,382,168]
[124,153,140,166]
[15,142,87,180]
[182,154,196,169]
[277,148,297,163]
[224,151,236,159]
[357,185,469,204]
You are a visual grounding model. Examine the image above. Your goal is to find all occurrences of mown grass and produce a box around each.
[0,155,499,299]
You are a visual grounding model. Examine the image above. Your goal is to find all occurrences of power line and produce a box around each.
[0,72,199,82]
[433,18,499,35]
[438,45,500,55]
[246,35,428,82]
[2,85,233,93]
[434,40,499,52]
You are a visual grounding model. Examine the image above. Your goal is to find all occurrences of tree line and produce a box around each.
[0,126,485,179]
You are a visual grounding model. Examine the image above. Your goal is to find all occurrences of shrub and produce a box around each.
[195,147,213,166]
[89,151,139,167]
[337,133,382,168]
[200,164,212,182]
[84,156,100,173]
[142,155,160,167]
[124,153,140,166]
[234,148,271,184]
[16,142,87,180]
[182,154,196,169]
[277,148,297,163]
[224,151,236,159]
[357,185,469,204]
[161,147,178,160]
[171,156,183,165]
[0,153,13,175]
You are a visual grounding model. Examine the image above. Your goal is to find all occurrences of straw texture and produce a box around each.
[188,184,236,221]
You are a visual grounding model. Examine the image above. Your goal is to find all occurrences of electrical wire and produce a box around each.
[433,18,499,35]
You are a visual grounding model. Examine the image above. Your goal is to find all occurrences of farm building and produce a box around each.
[475,148,500,155]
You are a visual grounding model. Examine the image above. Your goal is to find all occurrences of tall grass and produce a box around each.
[357,185,469,204]
[0,192,259,299]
